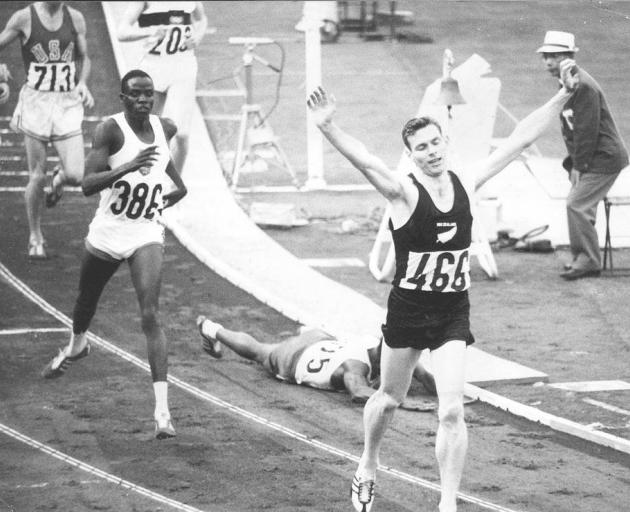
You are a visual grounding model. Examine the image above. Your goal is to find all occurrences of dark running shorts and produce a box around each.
[382,288,474,351]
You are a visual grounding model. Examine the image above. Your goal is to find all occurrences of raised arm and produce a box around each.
[82,119,159,196]
[307,87,408,202]
[473,59,578,190]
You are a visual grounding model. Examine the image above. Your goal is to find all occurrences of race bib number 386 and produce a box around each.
[398,249,470,292]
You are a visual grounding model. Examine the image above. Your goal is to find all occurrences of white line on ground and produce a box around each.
[549,380,630,392]
[0,327,69,336]
[0,422,207,512]
[301,257,366,268]
[583,398,630,416]
[0,187,82,193]
[0,259,524,512]
[235,184,375,193]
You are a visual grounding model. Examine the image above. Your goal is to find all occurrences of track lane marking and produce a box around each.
[0,422,208,512]
[0,259,524,512]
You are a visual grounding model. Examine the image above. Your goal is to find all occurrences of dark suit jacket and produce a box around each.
[560,68,628,174]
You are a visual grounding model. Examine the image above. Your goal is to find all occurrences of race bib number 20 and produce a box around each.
[399,249,470,292]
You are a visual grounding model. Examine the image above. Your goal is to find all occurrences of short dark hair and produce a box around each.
[121,69,152,94]
[401,116,443,149]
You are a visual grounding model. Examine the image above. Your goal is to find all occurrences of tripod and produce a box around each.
[229,38,297,189]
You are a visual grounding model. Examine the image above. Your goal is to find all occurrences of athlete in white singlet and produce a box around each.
[41,70,187,440]
[86,111,169,259]
[117,1,207,174]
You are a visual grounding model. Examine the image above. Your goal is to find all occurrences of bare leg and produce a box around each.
[431,340,468,512]
[51,134,85,187]
[358,344,422,478]
[214,327,274,365]
[128,243,167,383]
[23,135,48,245]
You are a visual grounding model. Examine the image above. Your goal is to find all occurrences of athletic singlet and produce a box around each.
[22,4,77,92]
[138,1,197,57]
[293,339,371,390]
[391,171,472,293]
[90,113,170,227]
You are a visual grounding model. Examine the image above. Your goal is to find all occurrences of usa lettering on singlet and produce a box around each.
[92,113,170,226]
[138,1,196,57]
[22,5,78,92]
[392,171,473,293]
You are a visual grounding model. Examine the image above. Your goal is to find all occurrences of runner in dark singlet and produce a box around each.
[307,57,579,512]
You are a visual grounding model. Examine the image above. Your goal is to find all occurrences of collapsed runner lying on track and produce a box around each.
[307,58,579,512]
[196,316,437,405]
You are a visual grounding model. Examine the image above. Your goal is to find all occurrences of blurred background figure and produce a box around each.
[117,1,208,174]
[0,1,93,259]
[537,31,629,280]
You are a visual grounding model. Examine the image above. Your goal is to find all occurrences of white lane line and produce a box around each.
[549,380,630,392]
[583,398,630,416]
[301,257,366,268]
[0,259,523,512]
[0,187,82,193]
[0,115,106,122]
[0,328,69,336]
[0,422,207,512]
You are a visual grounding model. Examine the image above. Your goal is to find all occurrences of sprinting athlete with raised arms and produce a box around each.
[308,58,579,512]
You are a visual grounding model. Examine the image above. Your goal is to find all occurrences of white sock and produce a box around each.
[201,319,223,339]
[153,381,169,418]
[67,332,87,355]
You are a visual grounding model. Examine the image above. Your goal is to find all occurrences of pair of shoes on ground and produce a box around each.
[155,413,176,440]
[196,315,223,358]
[28,239,49,260]
[560,267,601,280]
[351,473,376,512]
[41,343,91,379]
[45,165,64,208]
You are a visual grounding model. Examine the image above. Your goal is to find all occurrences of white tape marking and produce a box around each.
[0,259,523,512]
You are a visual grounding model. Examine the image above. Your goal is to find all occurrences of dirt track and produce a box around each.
[1,2,629,512]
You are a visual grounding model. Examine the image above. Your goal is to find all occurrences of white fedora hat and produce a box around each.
[536,31,579,53]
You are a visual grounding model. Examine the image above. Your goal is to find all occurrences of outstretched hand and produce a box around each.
[307,86,336,127]
[559,59,579,93]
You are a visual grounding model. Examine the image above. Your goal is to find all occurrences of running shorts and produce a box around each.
[11,84,83,141]
[86,217,164,261]
[382,288,474,351]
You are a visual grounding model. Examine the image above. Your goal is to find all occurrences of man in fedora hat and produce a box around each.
[538,30,628,280]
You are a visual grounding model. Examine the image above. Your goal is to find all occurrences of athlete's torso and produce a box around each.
[21,4,78,92]
[92,113,170,227]
[293,339,371,390]
[391,171,472,293]
[139,1,197,58]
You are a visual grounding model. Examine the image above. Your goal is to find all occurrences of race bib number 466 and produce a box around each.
[398,249,470,292]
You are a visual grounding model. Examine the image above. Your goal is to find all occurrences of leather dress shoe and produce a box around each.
[560,268,601,280]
